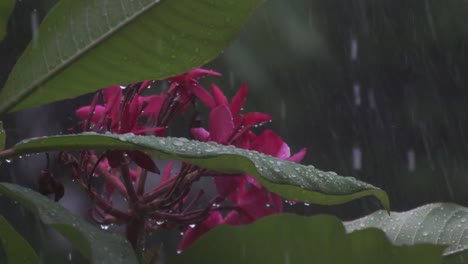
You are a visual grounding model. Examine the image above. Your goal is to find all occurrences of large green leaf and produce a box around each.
[0,132,389,209]
[345,203,468,264]
[0,0,265,114]
[0,215,39,264]
[0,183,138,264]
[0,0,14,41]
[170,214,444,264]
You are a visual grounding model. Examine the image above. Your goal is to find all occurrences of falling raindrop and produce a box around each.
[407,148,416,172]
[352,146,362,170]
[353,82,361,106]
[30,10,39,47]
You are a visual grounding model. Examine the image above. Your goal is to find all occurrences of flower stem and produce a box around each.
[136,169,148,195]
[88,156,128,198]
[120,161,138,206]
[126,216,145,251]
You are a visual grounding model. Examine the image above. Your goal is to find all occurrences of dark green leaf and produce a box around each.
[0,183,138,264]
[0,215,39,264]
[0,0,14,41]
[0,0,265,114]
[345,203,468,264]
[2,133,389,209]
[170,214,444,264]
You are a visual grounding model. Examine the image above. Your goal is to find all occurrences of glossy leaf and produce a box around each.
[0,215,39,264]
[171,214,444,264]
[0,0,265,114]
[345,203,468,264]
[0,0,14,41]
[0,183,138,264]
[1,133,390,209]
[0,121,5,150]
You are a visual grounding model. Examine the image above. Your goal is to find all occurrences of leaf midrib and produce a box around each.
[0,0,163,114]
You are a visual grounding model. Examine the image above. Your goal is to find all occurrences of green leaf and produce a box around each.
[0,121,5,151]
[2,132,389,209]
[0,0,265,114]
[0,0,15,41]
[0,183,138,264]
[170,214,444,264]
[0,215,40,264]
[345,203,468,264]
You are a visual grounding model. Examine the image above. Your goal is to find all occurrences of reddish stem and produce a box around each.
[89,155,128,197]
[120,161,138,206]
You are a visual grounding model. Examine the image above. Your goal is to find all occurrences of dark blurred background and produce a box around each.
[1,0,468,262]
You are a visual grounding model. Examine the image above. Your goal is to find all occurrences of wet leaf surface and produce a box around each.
[171,213,444,264]
[345,203,468,263]
[0,0,265,114]
[4,132,389,209]
[0,183,138,264]
[0,214,39,264]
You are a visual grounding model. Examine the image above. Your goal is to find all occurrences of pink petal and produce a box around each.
[120,96,140,132]
[232,131,255,149]
[168,68,221,84]
[214,175,245,199]
[141,95,163,117]
[191,128,210,141]
[103,86,122,128]
[251,130,284,157]
[132,127,166,136]
[210,83,228,106]
[103,86,122,108]
[224,188,272,225]
[277,142,291,160]
[189,83,216,108]
[230,84,248,117]
[187,68,222,79]
[167,82,179,94]
[288,148,307,163]
[242,112,272,127]
[237,187,282,224]
[223,211,243,225]
[138,80,153,93]
[209,105,234,144]
[246,176,262,189]
[129,169,139,181]
[178,211,223,250]
[76,105,106,124]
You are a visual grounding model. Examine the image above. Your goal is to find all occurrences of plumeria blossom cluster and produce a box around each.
[59,68,306,251]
